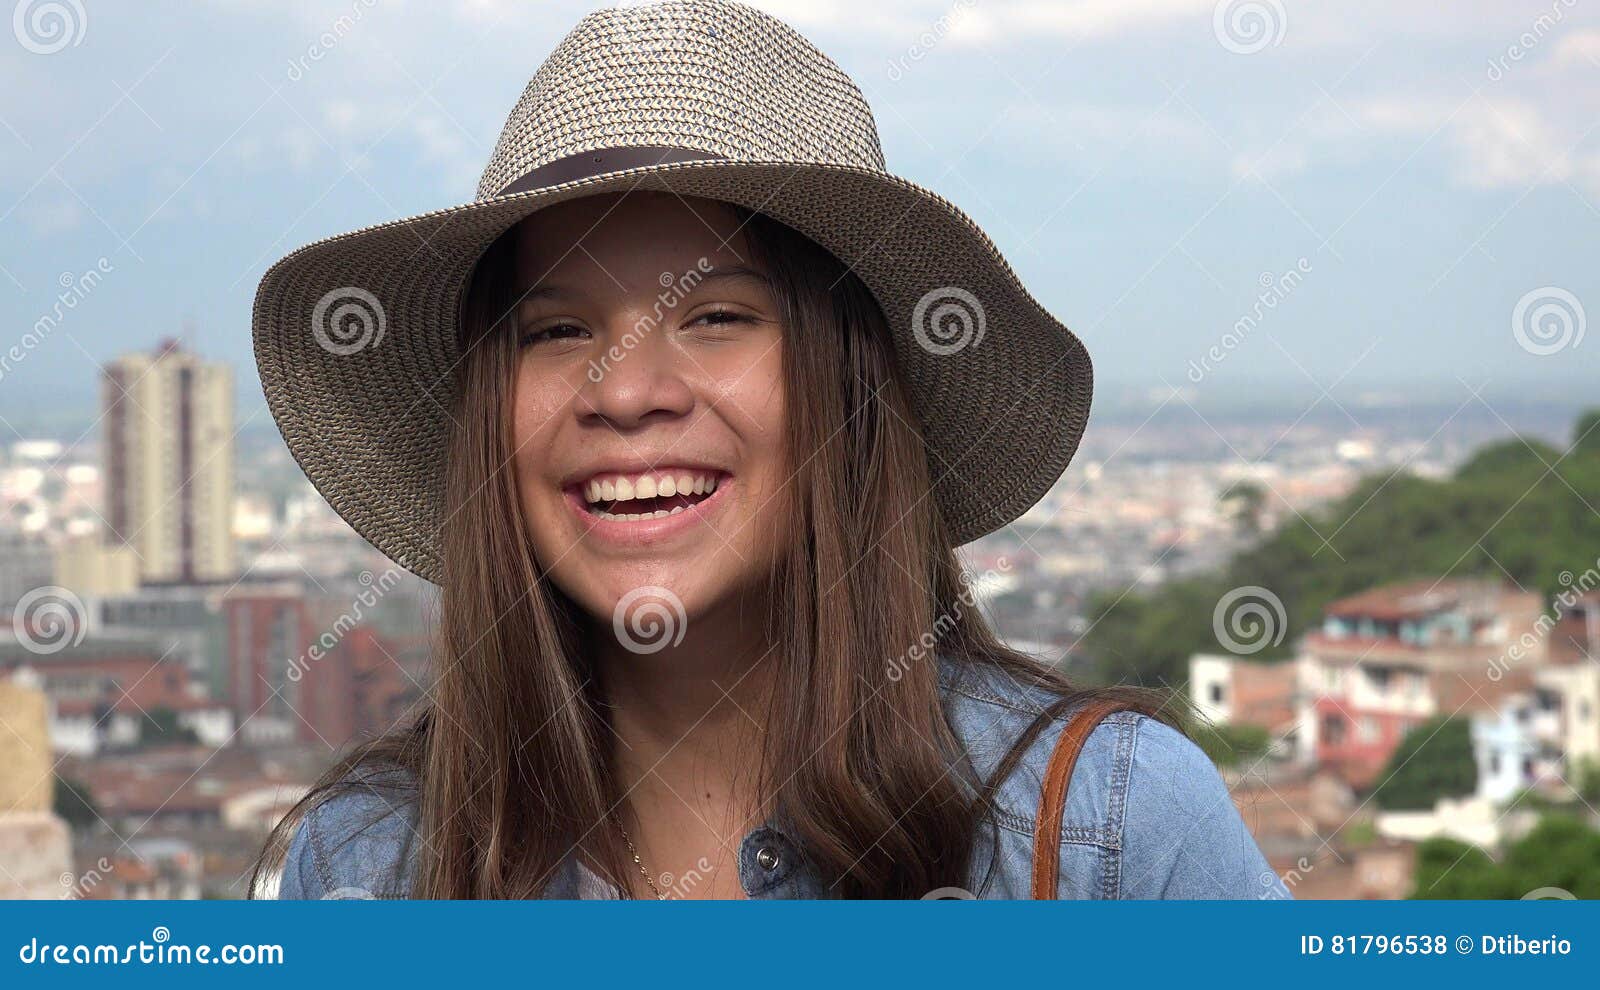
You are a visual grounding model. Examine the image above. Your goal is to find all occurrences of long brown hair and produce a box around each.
[252,201,1175,899]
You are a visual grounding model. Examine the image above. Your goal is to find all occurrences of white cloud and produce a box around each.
[1552,28,1600,67]
[20,194,85,236]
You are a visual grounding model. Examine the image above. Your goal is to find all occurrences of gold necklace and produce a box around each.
[613,815,665,899]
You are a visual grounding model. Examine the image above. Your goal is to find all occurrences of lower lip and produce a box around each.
[563,480,732,545]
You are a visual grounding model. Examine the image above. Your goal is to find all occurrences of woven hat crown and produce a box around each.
[474,0,886,201]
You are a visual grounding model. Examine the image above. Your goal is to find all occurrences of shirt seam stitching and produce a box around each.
[1106,717,1139,899]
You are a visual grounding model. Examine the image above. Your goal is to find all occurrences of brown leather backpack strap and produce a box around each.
[1030,698,1144,899]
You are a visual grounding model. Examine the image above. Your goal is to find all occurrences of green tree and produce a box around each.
[1194,722,1270,769]
[138,706,199,747]
[1574,757,1600,805]
[1372,716,1476,811]
[1500,815,1600,899]
[1572,408,1600,456]
[53,775,100,829]
[1410,837,1510,899]
[1219,480,1268,536]
[1410,816,1600,899]
[1080,411,1600,688]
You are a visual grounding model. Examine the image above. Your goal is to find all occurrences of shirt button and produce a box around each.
[755,846,781,871]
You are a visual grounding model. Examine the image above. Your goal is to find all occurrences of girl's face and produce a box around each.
[507,193,788,634]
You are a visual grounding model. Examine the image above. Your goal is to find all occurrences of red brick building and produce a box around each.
[225,581,421,747]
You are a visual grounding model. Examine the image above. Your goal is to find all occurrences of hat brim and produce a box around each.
[252,159,1092,584]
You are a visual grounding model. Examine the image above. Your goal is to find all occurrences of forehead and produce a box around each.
[512,192,753,291]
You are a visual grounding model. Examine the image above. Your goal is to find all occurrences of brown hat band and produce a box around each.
[495,146,725,198]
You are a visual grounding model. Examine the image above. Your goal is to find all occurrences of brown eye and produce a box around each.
[520,323,590,346]
[690,310,748,327]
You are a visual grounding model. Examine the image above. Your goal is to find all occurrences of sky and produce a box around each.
[1,0,1597,430]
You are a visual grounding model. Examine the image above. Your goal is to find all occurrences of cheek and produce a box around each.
[509,364,569,515]
[714,347,788,532]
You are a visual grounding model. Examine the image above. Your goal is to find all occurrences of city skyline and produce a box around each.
[2,1,1598,424]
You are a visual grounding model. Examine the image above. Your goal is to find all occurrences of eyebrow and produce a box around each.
[516,264,770,308]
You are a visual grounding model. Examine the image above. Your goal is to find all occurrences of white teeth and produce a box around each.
[581,471,722,506]
[669,505,685,515]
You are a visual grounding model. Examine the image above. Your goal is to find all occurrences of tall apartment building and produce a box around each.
[102,339,234,584]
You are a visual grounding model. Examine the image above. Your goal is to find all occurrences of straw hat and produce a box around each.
[252,0,1092,584]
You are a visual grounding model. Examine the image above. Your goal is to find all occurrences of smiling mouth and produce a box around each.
[576,469,725,521]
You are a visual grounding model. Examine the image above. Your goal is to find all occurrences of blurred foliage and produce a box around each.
[1218,480,1268,536]
[1195,721,1271,769]
[53,774,100,829]
[1340,819,1377,849]
[1080,409,1600,688]
[1575,757,1600,804]
[1371,716,1476,810]
[1410,815,1600,899]
[137,706,199,748]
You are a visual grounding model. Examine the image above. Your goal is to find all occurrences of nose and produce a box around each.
[574,322,695,430]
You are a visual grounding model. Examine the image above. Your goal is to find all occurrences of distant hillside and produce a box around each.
[1080,410,1600,688]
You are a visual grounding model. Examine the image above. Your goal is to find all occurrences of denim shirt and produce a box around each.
[279,657,1289,900]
